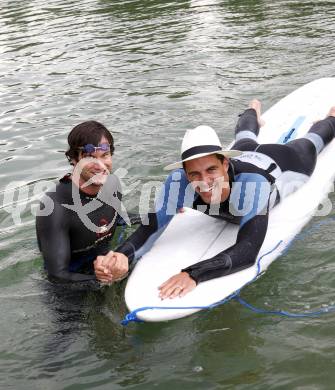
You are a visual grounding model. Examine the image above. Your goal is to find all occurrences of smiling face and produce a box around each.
[73,136,113,192]
[184,154,230,204]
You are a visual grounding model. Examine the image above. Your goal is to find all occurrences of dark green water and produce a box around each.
[1,1,335,388]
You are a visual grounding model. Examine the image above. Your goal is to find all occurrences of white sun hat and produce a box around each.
[164,125,242,171]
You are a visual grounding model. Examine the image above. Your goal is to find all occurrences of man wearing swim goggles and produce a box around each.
[36,121,131,284]
[72,142,113,188]
[79,143,111,154]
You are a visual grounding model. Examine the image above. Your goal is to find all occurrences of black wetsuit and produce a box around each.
[36,174,123,283]
[116,109,335,284]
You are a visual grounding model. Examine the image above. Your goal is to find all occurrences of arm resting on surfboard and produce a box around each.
[115,169,189,263]
[182,173,272,284]
[115,213,159,264]
[182,212,268,283]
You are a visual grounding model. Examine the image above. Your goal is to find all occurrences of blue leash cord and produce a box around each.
[121,293,240,325]
[121,243,280,325]
[233,295,335,318]
[121,225,335,325]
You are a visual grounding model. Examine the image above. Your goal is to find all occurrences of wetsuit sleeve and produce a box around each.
[182,173,271,283]
[36,200,96,283]
[117,213,142,226]
[116,169,193,263]
[115,212,158,262]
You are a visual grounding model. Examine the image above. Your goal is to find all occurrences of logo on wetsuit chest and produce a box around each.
[234,151,282,179]
[96,218,111,238]
[237,151,270,165]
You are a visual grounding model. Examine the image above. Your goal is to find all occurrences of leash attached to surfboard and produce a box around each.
[122,234,335,325]
[123,78,335,324]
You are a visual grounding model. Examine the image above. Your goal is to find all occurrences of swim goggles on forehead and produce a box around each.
[79,143,111,154]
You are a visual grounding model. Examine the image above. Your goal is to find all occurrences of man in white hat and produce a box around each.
[95,100,335,298]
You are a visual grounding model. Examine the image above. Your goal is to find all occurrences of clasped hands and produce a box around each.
[94,251,129,283]
[94,252,197,299]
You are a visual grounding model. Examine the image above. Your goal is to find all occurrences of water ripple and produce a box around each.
[1,0,335,388]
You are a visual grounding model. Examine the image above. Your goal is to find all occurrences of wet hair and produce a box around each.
[65,121,114,164]
[214,153,226,163]
[182,153,226,170]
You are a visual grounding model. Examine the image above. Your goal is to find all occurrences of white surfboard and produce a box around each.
[124,78,335,322]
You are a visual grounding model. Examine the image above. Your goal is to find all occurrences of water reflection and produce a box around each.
[96,0,191,17]
[1,0,335,388]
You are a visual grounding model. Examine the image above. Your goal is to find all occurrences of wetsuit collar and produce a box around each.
[60,174,98,199]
